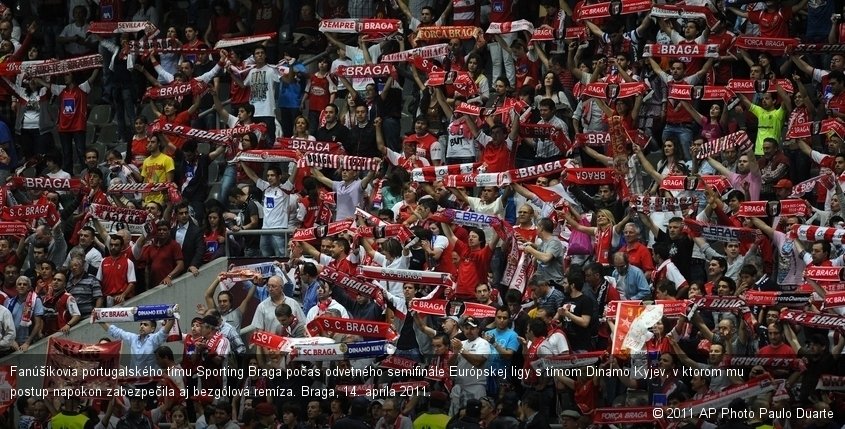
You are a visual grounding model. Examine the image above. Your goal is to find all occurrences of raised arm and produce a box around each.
[239,161,260,183]
[631,143,663,182]
[309,167,335,188]
[679,100,705,123]
[793,72,815,117]
[705,154,732,178]
[789,54,815,76]
[374,117,387,156]
[750,216,775,241]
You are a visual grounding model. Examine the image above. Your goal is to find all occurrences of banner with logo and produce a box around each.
[306,316,399,341]
[737,199,810,218]
[574,0,652,20]
[642,43,719,58]
[91,304,179,323]
[23,54,104,78]
[410,299,497,319]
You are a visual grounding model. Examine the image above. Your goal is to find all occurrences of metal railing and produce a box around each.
[226,228,296,258]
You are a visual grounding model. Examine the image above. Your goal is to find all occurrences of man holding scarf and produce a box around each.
[6,276,41,352]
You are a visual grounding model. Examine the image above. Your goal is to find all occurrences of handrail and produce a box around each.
[226,228,296,258]
[197,49,333,119]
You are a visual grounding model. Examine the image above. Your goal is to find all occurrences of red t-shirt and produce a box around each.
[131,137,149,167]
[748,7,792,38]
[100,255,134,296]
[141,240,184,286]
[666,83,695,124]
[57,85,90,132]
[406,132,439,163]
[707,31,736,85]
[454,240,480,297]
[624,242,655,275]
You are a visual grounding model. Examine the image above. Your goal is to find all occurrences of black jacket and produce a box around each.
[172,221,204,269]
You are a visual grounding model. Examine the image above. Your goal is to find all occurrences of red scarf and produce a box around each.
[524,337,546,387]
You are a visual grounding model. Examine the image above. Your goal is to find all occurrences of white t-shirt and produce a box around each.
[333,179,364,221]
[256,178,294,228]
[345,45,382,91]
[373,251,410,297]
[245,64,281,117]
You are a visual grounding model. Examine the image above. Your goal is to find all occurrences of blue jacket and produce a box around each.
[612,264,651,300]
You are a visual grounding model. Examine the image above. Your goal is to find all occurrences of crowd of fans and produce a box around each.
[3,0,845,428]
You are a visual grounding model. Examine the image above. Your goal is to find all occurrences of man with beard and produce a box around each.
[670,338,745,392]
[559,271,596,352]
[708,149,763,201]
[97,235,136,306]
[424,334,456,393]
[138,220,185,287]
[638,215,694,281]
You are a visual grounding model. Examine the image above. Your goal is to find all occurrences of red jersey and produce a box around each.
[666,83,695,124]
[624,242,655,275]
[707,31,736,85]
[98,0,123,21]
[489,0,515,22]
[748,8,792,38]
[181,39,209,64]
[56,84,90,132]
[828,91,845,115]
[481,140,512,173]
[514,55,540,90]
[306,73,333,113]
[406,132,441,164]
[100,255,134,296]
[42,292,78,335]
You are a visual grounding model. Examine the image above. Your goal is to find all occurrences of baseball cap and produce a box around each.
[461,316,478,327]
[465,399,482,418]
[255,402,276,416]
[774,178,793,189]
[446,316,460,323]
[560,409,581,420]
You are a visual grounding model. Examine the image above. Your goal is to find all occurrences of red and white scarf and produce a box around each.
[213,32,277,49]
[19,291,36,327]
[786,117,845,140]
[780,309,845,331]
[574,0,652,21]
[660,175,731,193]
[736,199,810,218]
[88,21,159,37]
[24,54,104,78]
[7,176,86,192]
[302,153,381,171]
[307,316,399,341]
[684,219,760,244]
[629,196,698,214]
[485,20,535,34]
[335,64,395,78]
[291,220,353,242]
[733,36,799,53]
[696,131,752,159]
[642,43,720,58]
[143,80,208,100]
[791,224,845,245]
[274,138,345,154]
[417,26,482,40]
[382,44,451,62]
[790,172,836,198]
[727,78,794,94]
[411,163,479,182]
